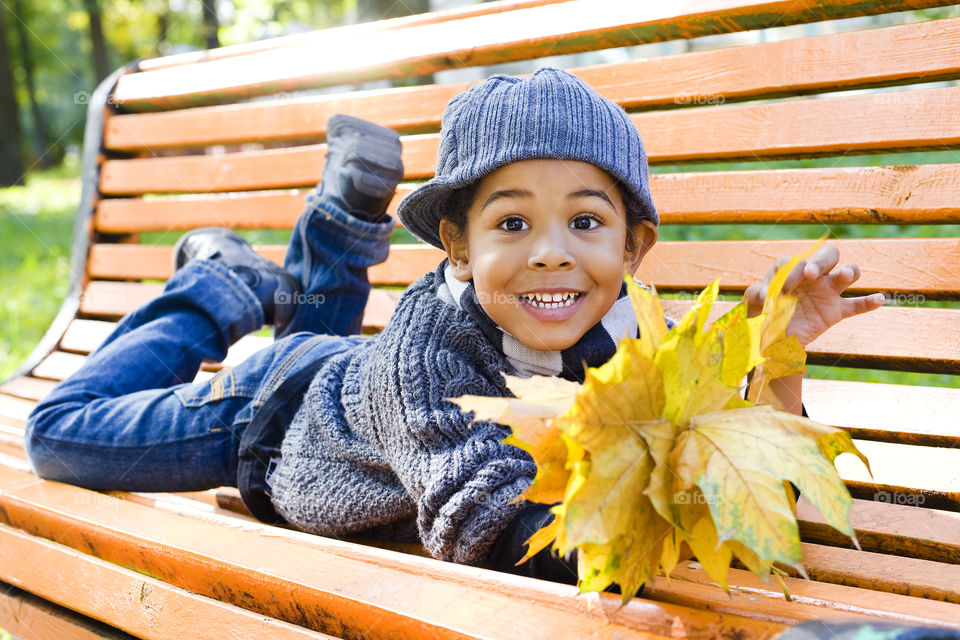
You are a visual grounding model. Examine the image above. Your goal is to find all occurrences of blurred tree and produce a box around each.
[11,0,53,168]
[0,3,24,186]
[82,0,110,82]
[201,0,220,48]
[360,0,428,20]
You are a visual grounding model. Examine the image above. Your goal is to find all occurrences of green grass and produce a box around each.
[0,160,80,381]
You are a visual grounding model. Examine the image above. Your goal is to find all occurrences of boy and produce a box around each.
[26,68,884,588]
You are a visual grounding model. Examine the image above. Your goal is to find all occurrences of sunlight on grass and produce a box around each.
[0,159,80,380]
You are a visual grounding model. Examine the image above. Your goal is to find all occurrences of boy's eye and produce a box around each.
[498,216,528,232]
[571,214,601,230]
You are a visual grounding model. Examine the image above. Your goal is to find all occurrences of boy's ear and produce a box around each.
[625,219,657,275]
[438,218,473,281]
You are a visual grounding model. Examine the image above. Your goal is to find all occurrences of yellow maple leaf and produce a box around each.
[448,242,870,606]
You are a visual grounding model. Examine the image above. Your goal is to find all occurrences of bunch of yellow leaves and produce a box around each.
[450,242,870,605]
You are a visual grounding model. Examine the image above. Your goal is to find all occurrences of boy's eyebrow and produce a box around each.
[481,189,531,211]
[481,188,615,210]
[568,189,615,208]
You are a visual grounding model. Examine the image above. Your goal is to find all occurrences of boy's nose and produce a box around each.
[527,228,575,270]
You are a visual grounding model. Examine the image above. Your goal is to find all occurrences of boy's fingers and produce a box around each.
[829,263,861,293]
[782,260,807,295]
[744,283,764,316]
[843,292,885,318]
[807,245,840,277]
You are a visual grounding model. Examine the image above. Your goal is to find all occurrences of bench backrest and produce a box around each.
[2,1,960,636]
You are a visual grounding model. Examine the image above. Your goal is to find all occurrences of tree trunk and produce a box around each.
[362,0,429,20]
[11,0,53,168]
[0,4,24,186]
[201,0,219,49]
[82,0,110,84]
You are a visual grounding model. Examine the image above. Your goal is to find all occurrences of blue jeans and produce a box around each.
[25,192,394,492]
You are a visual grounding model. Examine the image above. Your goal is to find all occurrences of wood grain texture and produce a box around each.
[0,466,769,640]
[85,238,960,297]
[803,378,960,448]
[111,0,960,111]
[0,582,137,640]
[0,523,337,640]
[797,497,960,565]
[99,85,960,194]
[106,17,960,150]
[94,163,960,235]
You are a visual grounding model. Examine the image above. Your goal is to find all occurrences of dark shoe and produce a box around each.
[318,114,404,222]
[173,227,299,332]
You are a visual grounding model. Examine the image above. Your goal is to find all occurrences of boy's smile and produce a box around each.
[439,159,657,352]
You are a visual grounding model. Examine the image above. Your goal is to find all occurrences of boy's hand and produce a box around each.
[744,245,886,346]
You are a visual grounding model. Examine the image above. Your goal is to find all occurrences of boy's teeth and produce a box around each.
[521,292,580,308]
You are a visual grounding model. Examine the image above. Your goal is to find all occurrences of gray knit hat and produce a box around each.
[397,67,658,249]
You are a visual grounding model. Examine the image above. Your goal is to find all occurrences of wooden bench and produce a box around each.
[3,0,960,637]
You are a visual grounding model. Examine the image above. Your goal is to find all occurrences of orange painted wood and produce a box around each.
[0,582,134,640]
[94,163,960,235]
[0,467,763,640]
[72,279,960,373]
[136,0,574,73]
[0,375,59,402]
[87,243,445,286]
[836,439,960,494]
[100,85,960,194]
[797,497,960,564]
[659,299,960,374]
[803,378,960,448]
[78,279,402,332]
[795,542,960,603]
[844,480,960,514]
[111,0,960,111]
[653,560,960,629]
[107,17,960,150]
[0,523,337,640]
[87,238,960,297]
[104,486,960,631]
[0,393,37,425]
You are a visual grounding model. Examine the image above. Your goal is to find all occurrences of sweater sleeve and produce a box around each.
[342,277,544,567]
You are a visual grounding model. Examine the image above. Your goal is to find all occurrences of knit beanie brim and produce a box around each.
[397,68,658,250]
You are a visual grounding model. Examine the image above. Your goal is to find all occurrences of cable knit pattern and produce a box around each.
[269,265,539,565]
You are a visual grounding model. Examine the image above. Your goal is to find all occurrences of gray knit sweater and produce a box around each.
[268,267,538,566]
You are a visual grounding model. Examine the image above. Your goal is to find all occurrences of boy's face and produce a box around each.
[438,159,657,352]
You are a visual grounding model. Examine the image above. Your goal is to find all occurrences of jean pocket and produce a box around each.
[174,367,257,408]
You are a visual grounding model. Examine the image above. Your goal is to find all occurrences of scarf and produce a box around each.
[437,261,674,383]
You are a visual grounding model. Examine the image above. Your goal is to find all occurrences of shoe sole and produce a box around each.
[172,226,248,271]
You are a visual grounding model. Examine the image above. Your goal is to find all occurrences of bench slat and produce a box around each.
[99,86,960,194]
[136,0,573,72]
[41,321,960,447]
[0,376,59,402]
[105,16,960,151]
[0,523,336,640]
[803,378,960,448]
[658,559,960,627]
[113,0,959,112]
[0,465,771,640]
[86,238,960,297]
[94,162,960,235]
[73,280,960,373]
[798,498,960,565]
[0,581,137,640]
